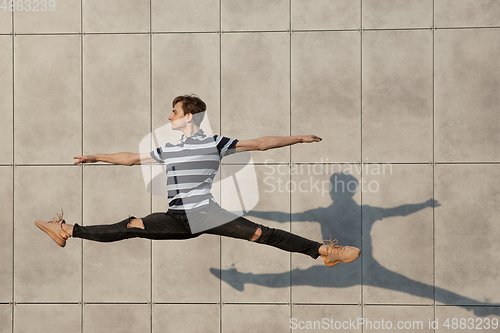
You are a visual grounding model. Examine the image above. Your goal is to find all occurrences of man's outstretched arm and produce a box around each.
[73,152,155,166]
[235,135,322,152]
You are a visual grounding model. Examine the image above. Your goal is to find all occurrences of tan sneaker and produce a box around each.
[34,210,71,247]
[320,237,360,267]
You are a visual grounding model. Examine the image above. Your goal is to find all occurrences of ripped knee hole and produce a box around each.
[250,227,262,242]
[127,218,145,229]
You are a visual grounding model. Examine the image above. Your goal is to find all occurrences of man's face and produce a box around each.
[168,102,188,130]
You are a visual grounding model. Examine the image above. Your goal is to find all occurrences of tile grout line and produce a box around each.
[80,1,84,332]
[7,161,500,166]
[11,7,14,333]
[360,0,363,329]
[432,0,436,331]
[219,1,222,332]
[9,300,500,306]
[149,1,153,331]
[289,0,292,327]
[8,25,500,37]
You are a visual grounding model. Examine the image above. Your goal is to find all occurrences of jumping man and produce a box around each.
[35,95,360,268]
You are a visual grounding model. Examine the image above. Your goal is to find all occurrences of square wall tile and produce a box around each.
[153,304,219,333]
[83,165,150,302]
[291,166,362,303]
[363,0,433,29]
[14,304,80,333]
[436,306,500,331]
[291,305,361,332]
[84,304,150,333]
[152,0,218,32]
[436,0,500,28]
[220,165,290,302]
[83,0,149,33]
[362,164,434,304]
[0,8,11,33]
[292,0,360,30]
[221,32,290,163]
[0,36,12,164]
[435,29,500,162]
[83,166,150,223]
[0,304,11,333]
[14,0,80,33]
[223,304,290,333]
[84,34,149,156]
[291,31,361,163]
[435,165,500,305]
[152,33,220,137]
[363,30,433,163]
[221,0,288,31]
[363,305,433,332]
[152,235,220,303]
[0,167,12,302]
[14,35,81,164]
[14,166,82,302]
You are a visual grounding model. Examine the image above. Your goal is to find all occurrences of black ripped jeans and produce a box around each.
[72,200,322,259]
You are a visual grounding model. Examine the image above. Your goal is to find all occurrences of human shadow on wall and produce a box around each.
[210,173,497,317]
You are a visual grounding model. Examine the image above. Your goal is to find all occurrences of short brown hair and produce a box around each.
[172,94,206,126]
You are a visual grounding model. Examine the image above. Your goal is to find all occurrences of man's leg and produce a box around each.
[70,216,146,242]
[248,227,327,256]
[49,218,142,240]
[197,200,360,266]
[203,216,322,259]
[247,227,356,259]
[206,218,360,266]
[35,211,198,247]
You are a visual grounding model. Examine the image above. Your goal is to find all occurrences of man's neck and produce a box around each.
[181,125,200,138]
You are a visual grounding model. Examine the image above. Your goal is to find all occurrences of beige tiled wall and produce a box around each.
[2,0,499,332]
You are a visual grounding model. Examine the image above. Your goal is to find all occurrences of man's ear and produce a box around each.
[185,113,192,122]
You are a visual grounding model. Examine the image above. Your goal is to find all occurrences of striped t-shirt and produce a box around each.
[149,128,239,213]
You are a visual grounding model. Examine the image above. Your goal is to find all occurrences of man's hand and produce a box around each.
[73,155,98,165]
[299,135,322,143]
